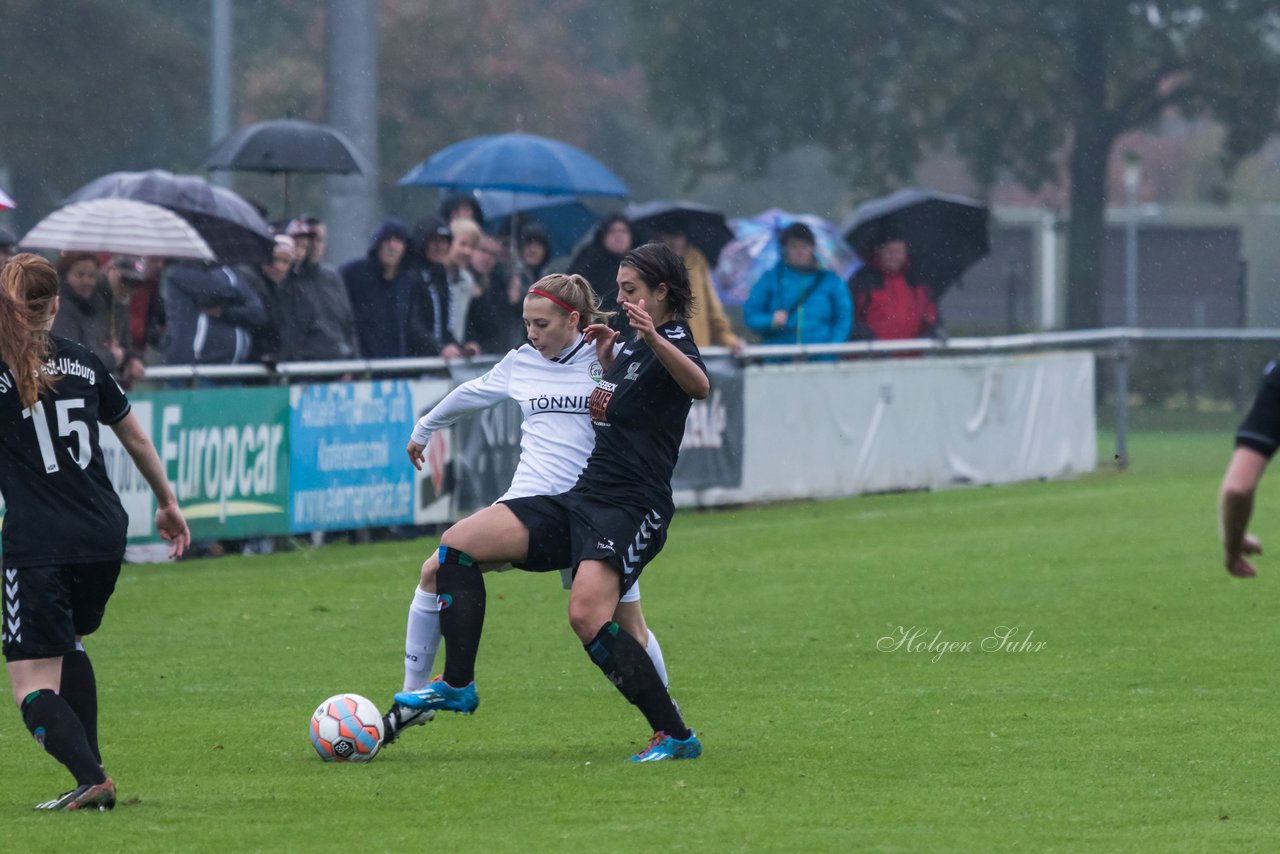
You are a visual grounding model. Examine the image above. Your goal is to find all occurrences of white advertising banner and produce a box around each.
[675,351,1095,507]
[100,400,155,539]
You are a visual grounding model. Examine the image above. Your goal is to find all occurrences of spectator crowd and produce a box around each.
[0,195,943,386]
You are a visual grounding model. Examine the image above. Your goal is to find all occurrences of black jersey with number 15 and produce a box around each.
[577,320,707,512]
[0,336,131,567]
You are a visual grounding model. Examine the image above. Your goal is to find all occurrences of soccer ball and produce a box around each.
[310,693,385,762]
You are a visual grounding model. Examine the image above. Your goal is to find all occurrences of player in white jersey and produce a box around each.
[381,273,671,743]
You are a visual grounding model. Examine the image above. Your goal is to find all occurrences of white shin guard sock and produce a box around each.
[403,587,442,693]
[645,629,669,689]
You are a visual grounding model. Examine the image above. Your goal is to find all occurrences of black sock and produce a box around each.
[20,689,106,787]
[437,549,485,687]
[584,622,689,739]
[61,649,101,764]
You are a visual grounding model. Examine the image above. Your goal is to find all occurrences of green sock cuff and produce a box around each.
[21,689,48,709]
[437,545,476,567]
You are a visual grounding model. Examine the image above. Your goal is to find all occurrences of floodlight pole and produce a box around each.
[1122,153,1141,328]
[210,0,233,188]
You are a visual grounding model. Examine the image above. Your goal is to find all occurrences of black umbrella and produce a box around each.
[203,119,366,213]
[65,169,274,265]
[842,188,990,293]
[625,200,735,267]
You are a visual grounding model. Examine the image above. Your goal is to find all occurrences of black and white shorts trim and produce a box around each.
[501,493,668,597]
[2,562,121,662]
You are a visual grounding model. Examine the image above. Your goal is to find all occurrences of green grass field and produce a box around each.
[4,428,1280,851]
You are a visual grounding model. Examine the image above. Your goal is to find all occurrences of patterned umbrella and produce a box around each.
[713,208,857,305]
[21,198,215,260]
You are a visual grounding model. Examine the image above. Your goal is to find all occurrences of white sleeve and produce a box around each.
[409,351,517,445]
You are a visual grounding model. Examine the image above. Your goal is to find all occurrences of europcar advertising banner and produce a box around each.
[150,387,291,539]
[289,380,416,532]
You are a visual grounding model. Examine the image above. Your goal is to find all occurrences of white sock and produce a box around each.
[403,588,442,692]
[645,630,670,689]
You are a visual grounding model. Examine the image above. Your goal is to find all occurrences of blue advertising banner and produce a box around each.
[289,380,416,532]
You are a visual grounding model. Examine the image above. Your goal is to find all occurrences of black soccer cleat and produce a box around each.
[381,702,434,745]
[34,777,117,811]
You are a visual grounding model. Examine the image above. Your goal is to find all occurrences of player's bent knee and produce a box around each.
[568,603,612,644]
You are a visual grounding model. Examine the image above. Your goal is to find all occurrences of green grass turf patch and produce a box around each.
[3,430,1280,851]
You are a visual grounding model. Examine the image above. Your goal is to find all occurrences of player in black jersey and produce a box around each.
[0,254,189,810]
[1218,358,1280,577]
[395,243,709,761]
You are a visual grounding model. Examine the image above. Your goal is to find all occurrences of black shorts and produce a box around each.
[501,493,668,597]
[2,562,121,662]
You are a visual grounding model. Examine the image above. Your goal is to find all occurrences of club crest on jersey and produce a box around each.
[589,360,603,383]
[624,362,641,381]
[664,325,687,340]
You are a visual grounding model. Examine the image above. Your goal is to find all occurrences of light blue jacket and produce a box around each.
[743,262,853,345]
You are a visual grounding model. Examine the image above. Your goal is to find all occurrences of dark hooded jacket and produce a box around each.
[275,259,359,362]
[340,218,417,359]
[161,263,267,365]
[568,215,632,333]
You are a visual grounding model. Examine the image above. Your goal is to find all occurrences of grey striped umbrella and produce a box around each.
[64,170,273,264]
[20,198,215,261]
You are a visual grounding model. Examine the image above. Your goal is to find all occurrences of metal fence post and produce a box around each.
[1113,338,1130,469]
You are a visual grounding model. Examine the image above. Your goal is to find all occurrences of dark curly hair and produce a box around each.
[619,241,695,320]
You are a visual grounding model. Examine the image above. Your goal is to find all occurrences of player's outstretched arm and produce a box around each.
[405,350,518,469]
[109,411,190,559]
[624,299,710,400]
[1219,446,1267,578]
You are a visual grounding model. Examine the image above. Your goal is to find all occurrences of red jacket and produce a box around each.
[848,263,937,341]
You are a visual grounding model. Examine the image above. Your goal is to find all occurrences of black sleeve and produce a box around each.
[1237,364,1280,457]
[92,352,131,425]
[664,325,708,376]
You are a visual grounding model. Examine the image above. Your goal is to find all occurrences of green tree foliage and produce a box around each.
[630,0,1280,327]
[224,0,650,216]
[0,0,653,228]
[0,0,206,223]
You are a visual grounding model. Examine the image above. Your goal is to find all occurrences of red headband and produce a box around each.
[529,288,576,314]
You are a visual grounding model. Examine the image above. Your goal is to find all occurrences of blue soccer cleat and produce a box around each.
[628,730,702,762]
[393,677,479,714]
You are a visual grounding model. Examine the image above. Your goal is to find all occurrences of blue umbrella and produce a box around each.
[713,209,858,306]
[476,190,598,259]
[399,133,629,197]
